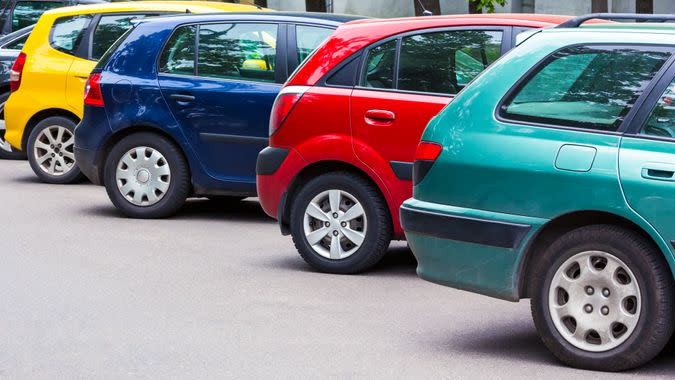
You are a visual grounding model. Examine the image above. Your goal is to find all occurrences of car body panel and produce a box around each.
[401,27,675,301]
[3,1,265,150]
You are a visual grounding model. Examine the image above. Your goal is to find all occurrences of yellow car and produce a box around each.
[4,1,265,183]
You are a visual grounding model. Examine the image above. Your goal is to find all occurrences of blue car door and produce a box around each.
[157,22,284,184]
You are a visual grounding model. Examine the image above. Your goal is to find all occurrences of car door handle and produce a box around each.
[641,163,675,182]
[169,93,195,104]
[364,109,395,125]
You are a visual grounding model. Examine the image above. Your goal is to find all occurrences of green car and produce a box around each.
[401,14,675,372]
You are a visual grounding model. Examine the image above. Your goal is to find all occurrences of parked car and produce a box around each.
[0,23,30,159]
[401,14,675,371]
[75,12,356,218]
[2,1,265,183]
[256,14,570,274]
[0,0,103,35]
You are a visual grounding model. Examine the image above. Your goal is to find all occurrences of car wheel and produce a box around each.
[0,92,26,160]
[289,172,392,274]
[103,132,190,219]
[530,225,674,371]
[26,116,82,183]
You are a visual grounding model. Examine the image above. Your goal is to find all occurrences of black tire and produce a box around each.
[103,132,190,219]
[26,116,83,184]
[530,225,674,371]
[289,172,392,274]
[0,92,26,160]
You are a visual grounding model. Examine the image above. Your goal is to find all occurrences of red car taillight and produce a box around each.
[9,52,26,93]
[413,141,442,185]
[84,73,104,107]
[269,86,309,136]
[414,141,442,161]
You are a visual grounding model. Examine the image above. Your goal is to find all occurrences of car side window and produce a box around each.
[502,46,671,132]
[197,23,278,83]
[91,14,153,60]
[295,25,332,64]
[2,33,29,50]
[12,1,64,30]
[642,78,675,139]
[158,25,196,76]
[398,30,502,95]
[49,14,93,55]
[362,39,396,89]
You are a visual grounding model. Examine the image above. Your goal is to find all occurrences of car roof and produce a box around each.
[0,24,33,44]
[137,11,365,27]
[42,1,264,17]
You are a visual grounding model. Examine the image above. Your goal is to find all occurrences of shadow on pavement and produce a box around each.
[443,316,675,375]
[81,198,275,224]
[262,242,418,277]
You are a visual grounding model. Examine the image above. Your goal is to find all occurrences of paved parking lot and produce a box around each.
[0,160,672,378]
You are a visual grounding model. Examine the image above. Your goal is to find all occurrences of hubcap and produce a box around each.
[303,189,367,260]
[115,146,171,207]
[33,126,75,176]
[548,251,641,352]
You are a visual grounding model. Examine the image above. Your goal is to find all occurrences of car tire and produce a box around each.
[0,92,26,160]
[103,132,190,219]
[26,116,82,183]
[530,224,673,371]
[289,171,392,274]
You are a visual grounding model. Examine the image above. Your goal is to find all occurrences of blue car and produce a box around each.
[75,12,359,218]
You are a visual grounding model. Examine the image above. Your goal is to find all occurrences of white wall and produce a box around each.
[534,0,591,15]
[266,0,306,12]
[654,0,675,13]
[332,0,414,17]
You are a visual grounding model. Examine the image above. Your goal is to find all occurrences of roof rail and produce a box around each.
[556,13,675,28]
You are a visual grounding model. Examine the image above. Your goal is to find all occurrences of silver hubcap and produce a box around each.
[33,126,75,176]
[115,146,171,207]
[548,251,641,352]
[303,189,367,260]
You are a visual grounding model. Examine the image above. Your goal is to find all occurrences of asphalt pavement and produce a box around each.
[0,160,672,378]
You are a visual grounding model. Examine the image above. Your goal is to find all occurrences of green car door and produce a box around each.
[619,62,675,272]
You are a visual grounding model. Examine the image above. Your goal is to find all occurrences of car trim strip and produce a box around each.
[200,133,268,145]
[389,161,412,181]
[400,206,531,250]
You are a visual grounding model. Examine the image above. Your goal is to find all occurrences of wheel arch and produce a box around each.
[518,210,668,299]
[97,124,193,190]
[21,108,80,151]
[279,160,393,234]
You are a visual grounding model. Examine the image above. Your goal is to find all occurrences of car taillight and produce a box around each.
[84,73,104,107]
[413,141,442,185]
[269,86,309,136]
[9,52,26,93]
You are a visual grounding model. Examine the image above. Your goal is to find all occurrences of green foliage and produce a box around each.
[468,0,508,13]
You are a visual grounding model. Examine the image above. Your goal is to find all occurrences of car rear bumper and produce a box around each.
[256,146,306,235]
[73,105,112,185]
[401,198,547,301]
[75,146,101,185]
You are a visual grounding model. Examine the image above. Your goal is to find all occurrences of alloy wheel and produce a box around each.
[33,125,76,176]
[548,250,641,352]
[303,189,367,260]
[115,146,171,207]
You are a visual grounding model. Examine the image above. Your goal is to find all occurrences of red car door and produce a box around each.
[350,27,507,217]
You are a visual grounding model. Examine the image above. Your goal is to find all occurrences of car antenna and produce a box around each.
[416,0,433,16]
[185,9,191,13]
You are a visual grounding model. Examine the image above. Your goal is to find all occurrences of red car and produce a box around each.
[257,14,569,274]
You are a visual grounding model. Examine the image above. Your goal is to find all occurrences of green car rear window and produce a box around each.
[501,45,671,132]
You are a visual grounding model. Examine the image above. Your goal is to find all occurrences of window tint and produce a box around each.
[91,14,149,60]
[362,39,396,89]
[49,15,92,55]
[502,46,670,131]
[398,30,502,94]
[295,25,332,63]
[12,1,64,30]
[3,33,29,50]
[642,78,675,138]
[197,23,278,82]
[158,25,196,75]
